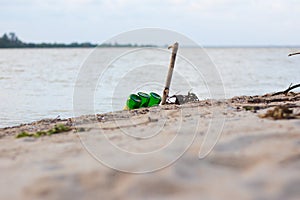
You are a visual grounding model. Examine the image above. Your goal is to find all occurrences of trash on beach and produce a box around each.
[124,42,200,110]
[124,92,162,110]
[124,43,178,110]
[167,92,199,105]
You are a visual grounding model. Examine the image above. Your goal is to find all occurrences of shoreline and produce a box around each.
[1,92,299,137]
[0,93,300,199]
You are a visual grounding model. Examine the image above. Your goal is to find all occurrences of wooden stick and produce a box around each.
[161,42,179,105]
[272,83,300,96]
[288,52,300,57]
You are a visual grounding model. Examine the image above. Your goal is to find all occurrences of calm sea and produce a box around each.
[0,47,299,128]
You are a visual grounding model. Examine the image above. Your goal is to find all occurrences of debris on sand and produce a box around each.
[259,105,300,120]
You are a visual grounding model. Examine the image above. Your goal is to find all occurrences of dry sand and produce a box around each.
[0,93,300,200]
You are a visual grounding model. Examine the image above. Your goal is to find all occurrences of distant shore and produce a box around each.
[1,33,299,49]
[0,32,157,48]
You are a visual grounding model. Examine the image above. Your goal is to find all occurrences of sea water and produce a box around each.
[0,47,299,127]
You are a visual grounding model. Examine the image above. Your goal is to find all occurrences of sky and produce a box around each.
[0,0,300,46]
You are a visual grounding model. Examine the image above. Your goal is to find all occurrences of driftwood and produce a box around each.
[162,42,179,105]
[230,92,300,120]
[288,52,300,57]
[272,83,300,96]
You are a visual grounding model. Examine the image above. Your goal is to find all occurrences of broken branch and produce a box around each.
[288,52,300,57]
[272,83,300,96]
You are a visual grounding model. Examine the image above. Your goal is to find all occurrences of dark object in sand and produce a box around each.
[167,92,199,105]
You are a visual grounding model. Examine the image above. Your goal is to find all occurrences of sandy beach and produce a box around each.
[1,93,300,200]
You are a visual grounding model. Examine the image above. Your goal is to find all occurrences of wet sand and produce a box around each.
[0,93,300,200]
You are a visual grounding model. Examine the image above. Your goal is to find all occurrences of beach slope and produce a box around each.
[0,93,300,200]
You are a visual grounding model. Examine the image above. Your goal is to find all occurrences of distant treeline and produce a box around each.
[0,33,97,48]
[0,33,156,48]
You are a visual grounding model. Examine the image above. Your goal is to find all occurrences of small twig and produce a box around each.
[272,83,300,96]
[288,52,300,57]
[51,115,61,122]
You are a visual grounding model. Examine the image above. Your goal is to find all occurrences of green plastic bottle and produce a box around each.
[148,92,161,107]
[138,92,150,107]
[126,94,142,109]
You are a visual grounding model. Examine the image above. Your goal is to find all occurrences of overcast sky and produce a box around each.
[0,0,299,46]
